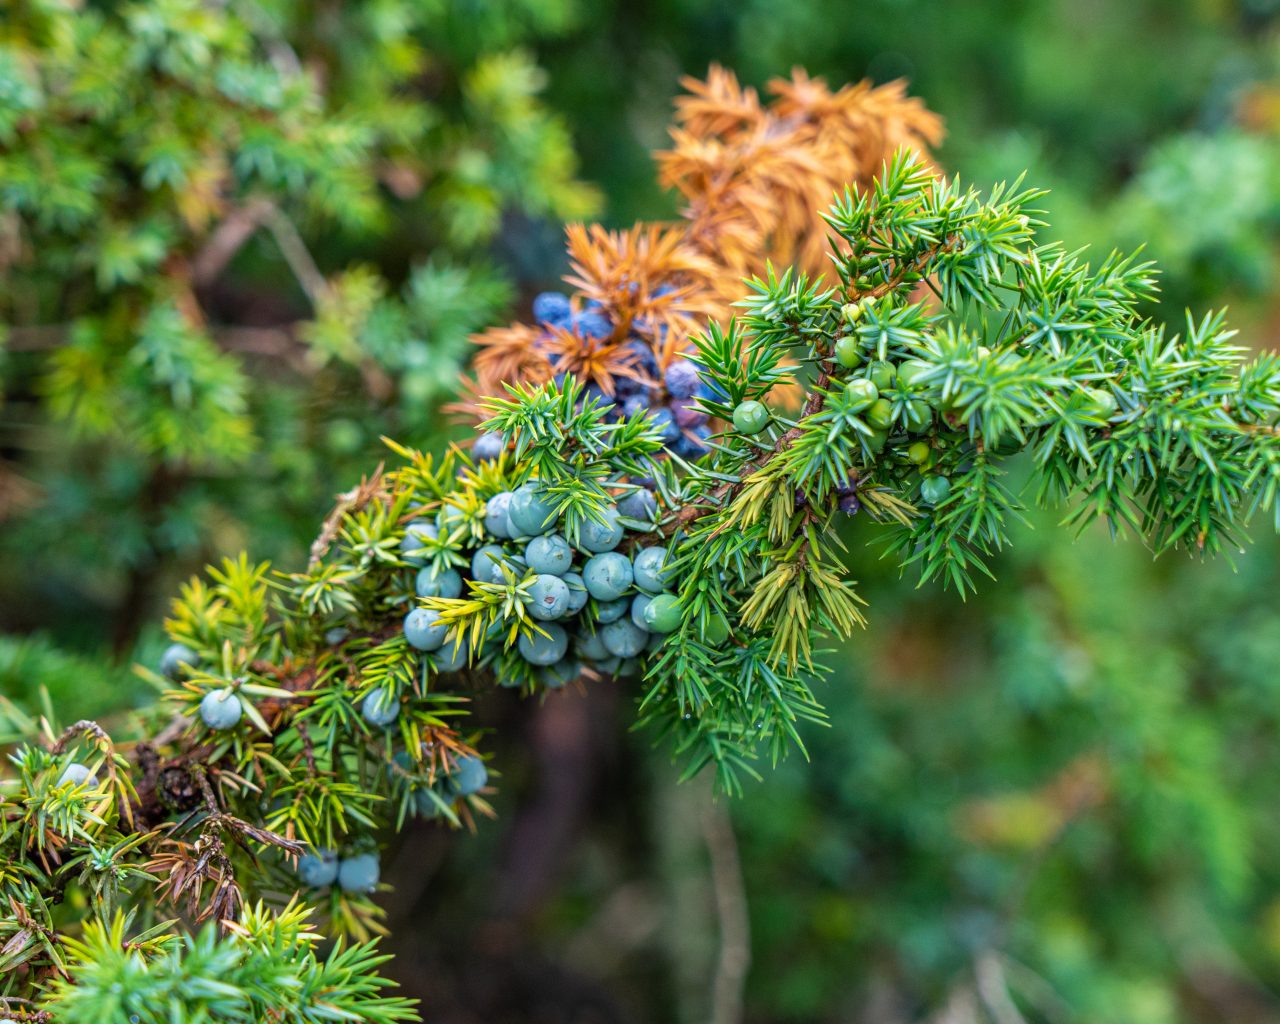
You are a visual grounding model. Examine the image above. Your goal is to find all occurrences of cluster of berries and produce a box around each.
[472,291,720,463]
[296,848,381,895]
[399,750,489,819]
[395,479,680,693]
[816,299,1117,508]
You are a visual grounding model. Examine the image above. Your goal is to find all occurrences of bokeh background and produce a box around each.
[4,1,1280,1020]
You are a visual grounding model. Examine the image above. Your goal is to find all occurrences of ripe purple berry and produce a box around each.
[449,754,488,796]
[416,565,463,599]
[579,505,623,553]
[160,642,198,679]
[528,574,571,620]
[601,619,648,658]
[582,552,633,601]
[532,291,572,325]
[399,520,438,567]
[574,311,613,340]
[539,658,580,689]
[58,763,98,789]
[484,491,515,539]
[337,852,380,894]
[473,432,505,462]
[622,393,651,418]
[594,596,630,623]
[562,571,589,614]
[508,483,558,536]
[404,607,447,651]
[297,848,339,888]
[518,624,569,666]
[672,399,708,429]
[362,689,400,728]
[664,359,700,399]
[526,533,574,575]
[646,407,681,444]
[199,689,242,731]
[618,487,657,521]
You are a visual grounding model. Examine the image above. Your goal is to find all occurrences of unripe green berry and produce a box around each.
[732,399,770,434]
[907,441,932,465]
[868,361,896,392]
[702,614,731,646]
[642,593,681,633]
[866,398,894,431]
[920,475,952,506]
[833,335,862,369]
[989,432,1025,456]
[865,428,889,454]
[897,359,932,388]
[1082,387,1118,421]
[845,378,878,411]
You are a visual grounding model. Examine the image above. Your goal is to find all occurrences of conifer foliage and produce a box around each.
[3,58,1280,1021]
[0,0,597,645]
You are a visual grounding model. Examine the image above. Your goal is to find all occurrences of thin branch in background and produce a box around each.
[263,206,329,307]
[702,789,751,1024]
[191,198,328,309]
[190,198,275,287]
[974,953,1028,1024]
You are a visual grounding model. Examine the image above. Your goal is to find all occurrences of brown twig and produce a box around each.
[263,206,329,307]
[308,464,387,569]
[190,197,275,287]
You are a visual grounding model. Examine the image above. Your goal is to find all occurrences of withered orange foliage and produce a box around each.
[463,66,943,415]
[663,66,944,303]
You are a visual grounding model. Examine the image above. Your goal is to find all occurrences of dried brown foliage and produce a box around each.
[463,66,942,413]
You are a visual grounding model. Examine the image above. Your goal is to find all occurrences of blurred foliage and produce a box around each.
[0,0,598,653]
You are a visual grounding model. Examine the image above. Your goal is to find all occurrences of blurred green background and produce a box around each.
[4,0,1280,1020]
